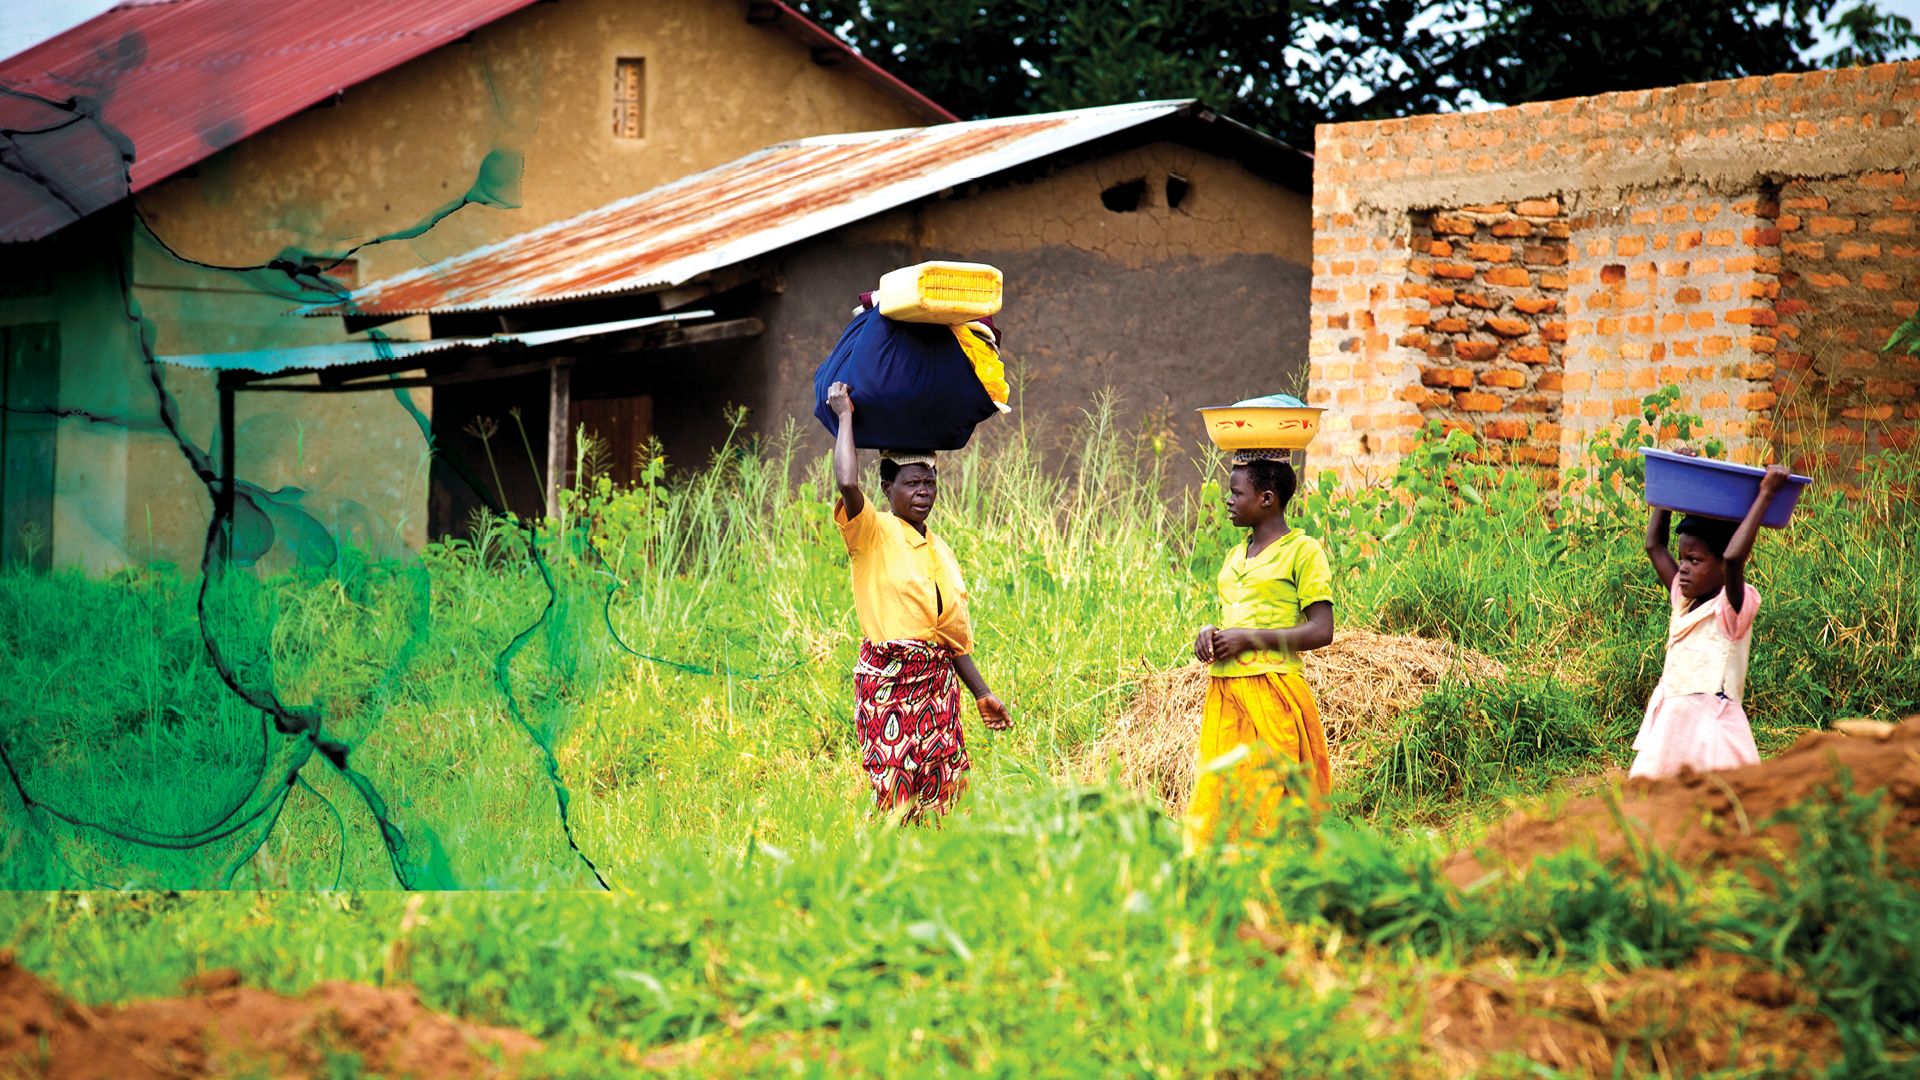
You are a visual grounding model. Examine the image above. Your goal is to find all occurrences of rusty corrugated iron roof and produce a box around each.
[338,100,1305,317]
[0,0,545,243]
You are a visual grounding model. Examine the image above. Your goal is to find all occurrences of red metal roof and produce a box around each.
[0,0,545,242]
[337,102,1272,316]
[0,0,954,244]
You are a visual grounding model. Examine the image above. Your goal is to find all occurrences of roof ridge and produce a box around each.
[784,99,1199,149]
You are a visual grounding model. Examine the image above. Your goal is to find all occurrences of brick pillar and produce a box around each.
[1306,204,1424,480]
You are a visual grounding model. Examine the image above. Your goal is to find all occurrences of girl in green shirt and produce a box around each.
[1189,454,1335,846]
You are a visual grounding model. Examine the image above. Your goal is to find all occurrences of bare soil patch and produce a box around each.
[1405,954,1838,1077]
[0,956,538,1079]
[1447,715,1920,886]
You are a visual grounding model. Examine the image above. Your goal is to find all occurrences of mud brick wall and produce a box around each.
[1310,60,1920,486]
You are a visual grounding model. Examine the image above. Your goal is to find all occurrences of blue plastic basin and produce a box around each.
[1639,448,1811,528]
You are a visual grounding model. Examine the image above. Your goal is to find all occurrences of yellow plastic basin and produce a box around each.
[1196,405,1325,450]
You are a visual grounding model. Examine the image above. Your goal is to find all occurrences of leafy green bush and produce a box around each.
[1479,843,1708,968]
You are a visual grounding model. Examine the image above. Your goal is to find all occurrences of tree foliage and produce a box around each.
[797,0,1919,144]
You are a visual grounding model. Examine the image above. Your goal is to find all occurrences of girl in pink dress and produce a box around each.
[1631,463,1793,780]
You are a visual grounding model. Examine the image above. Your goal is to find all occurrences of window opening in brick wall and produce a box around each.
[613,58,645,139]
[1407,200,1572,474]
[1101,177,1146,213]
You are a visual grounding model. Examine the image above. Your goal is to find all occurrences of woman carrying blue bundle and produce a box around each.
[826,381,1011,822]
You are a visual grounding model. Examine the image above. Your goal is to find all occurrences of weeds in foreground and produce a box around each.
[6,780,1913,1074]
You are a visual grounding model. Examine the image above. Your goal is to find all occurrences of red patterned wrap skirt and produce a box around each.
[853,639,970,820]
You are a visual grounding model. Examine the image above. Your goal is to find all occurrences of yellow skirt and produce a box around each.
[1184,672,1332,849]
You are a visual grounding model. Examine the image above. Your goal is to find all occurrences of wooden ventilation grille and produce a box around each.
[613,58,644,139]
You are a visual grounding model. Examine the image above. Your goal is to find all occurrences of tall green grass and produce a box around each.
[0,790,1434,1077]
[4,390,1917,888]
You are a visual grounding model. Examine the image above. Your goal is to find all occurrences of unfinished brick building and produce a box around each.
[1308,60,1920,486]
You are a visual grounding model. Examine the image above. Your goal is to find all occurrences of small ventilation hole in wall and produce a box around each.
[1165,172,1189,210]
[1101,177,1147,213]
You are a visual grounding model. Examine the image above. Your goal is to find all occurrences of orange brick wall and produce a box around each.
[1309,61,1920,485]
[1775,171,1920,460]
[1558,184,1785,465]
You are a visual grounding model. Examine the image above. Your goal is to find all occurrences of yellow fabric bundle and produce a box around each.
[952,320,1011,413]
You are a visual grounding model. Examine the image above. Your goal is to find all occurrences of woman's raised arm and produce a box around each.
[828,381,864,519]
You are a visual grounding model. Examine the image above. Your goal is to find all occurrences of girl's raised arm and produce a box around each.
[1721,465,1791,613]
[1645,506,1678,590]
[828,381,864,519]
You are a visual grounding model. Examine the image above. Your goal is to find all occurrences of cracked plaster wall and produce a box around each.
[729,140,1313,486]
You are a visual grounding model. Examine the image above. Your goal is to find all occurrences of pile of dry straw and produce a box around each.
[1077,629,1504,814]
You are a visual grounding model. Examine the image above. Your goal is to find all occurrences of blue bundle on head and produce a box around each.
[813,308,997,451]
[1230,393,1309,409]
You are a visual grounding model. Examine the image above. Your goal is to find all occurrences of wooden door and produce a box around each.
[1,323,58,569]
[569,394,653,489]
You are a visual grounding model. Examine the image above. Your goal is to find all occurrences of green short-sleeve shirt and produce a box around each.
[1209,530,1334,677]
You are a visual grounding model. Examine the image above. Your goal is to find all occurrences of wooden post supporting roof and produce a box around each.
[216,378,236,562]
[544,359,571,520]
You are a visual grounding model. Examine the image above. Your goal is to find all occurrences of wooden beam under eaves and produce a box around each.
[587,316,764,357]
[227,318,766,394]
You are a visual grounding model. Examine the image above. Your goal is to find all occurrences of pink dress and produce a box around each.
[1628,580,1762,780]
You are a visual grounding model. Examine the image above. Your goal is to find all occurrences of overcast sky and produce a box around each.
[2,0,121,62]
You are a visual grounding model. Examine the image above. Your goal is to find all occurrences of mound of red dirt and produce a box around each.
[0,955,539,1079]
[1447,716,1920,886]
[1408,953,1838,1077]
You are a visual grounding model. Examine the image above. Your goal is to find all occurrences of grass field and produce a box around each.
[4,388,1918,1076]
